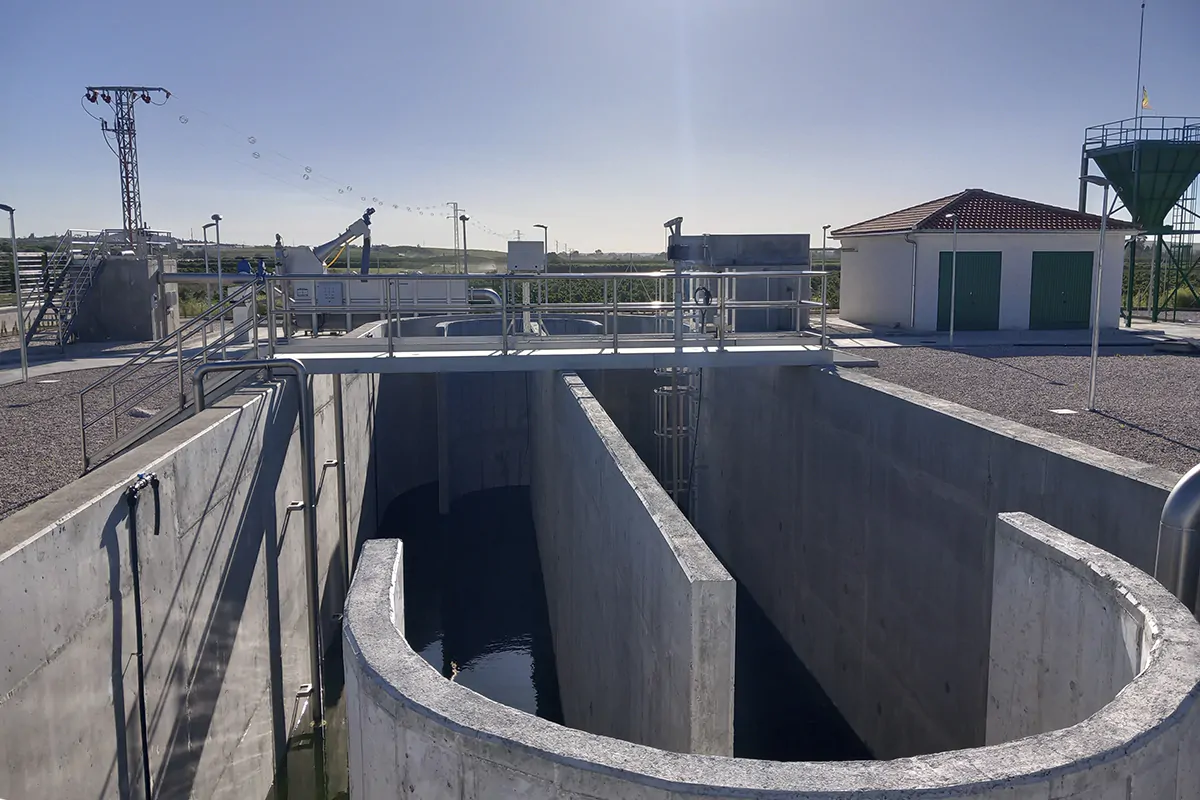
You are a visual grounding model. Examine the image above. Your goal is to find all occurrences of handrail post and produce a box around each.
[111,384,118,441]
[176,328,185,409]
[266,279,276,358]
[612,277,620,352]
[79,393,88,473]
[386,278,394,357]
[820,273,828,348]
[251,284,260,356]
[500,276,509,355]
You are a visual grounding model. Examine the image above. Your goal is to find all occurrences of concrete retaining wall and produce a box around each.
[988,513,1150,744]
[438,372,530,509]
[0,372,379,799]
[343,530,1200,799]
[689,365,1178,758]
[528,371,735,755]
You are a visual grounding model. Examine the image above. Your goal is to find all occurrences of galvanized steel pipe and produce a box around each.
[193,357,325,790]
[1155,463,1200,616]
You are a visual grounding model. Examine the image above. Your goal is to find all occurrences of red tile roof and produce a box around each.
[831,189,1140,237]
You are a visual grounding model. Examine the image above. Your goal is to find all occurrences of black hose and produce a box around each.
[125,472,160,800]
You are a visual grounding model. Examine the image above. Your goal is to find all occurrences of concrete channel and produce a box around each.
[0,359,1198,798]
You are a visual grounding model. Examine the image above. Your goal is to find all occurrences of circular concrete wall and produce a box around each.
[344,523,1200,799]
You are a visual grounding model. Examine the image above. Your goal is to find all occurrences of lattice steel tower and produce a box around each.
[84,86,170,246]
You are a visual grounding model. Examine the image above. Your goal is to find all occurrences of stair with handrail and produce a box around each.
[78,280,264,471]
[21,230,110,348]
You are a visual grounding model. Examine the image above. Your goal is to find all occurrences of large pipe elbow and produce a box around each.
[470,287,502,306]
[1155,462,1200,615]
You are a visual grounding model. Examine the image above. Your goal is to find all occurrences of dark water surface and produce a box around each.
[383,484,563,722]
[733,583,872,761]
[313,480,867,786]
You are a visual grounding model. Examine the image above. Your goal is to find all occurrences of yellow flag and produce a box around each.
[1142,87,1152,110]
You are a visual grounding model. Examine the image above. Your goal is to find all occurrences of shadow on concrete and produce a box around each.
[150,383,294,798]
[100,500,135,800]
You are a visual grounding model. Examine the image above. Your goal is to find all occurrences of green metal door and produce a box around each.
[1029,252,1093,329]
[937,252,1001,331]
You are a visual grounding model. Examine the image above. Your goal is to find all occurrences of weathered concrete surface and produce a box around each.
[0,371,379,799]
[344,535,1200,799]
[577,368,660,469]
[989,513,1147,744]
[529,371,734,755]
[689,365,1177,759]
[438,371,530,509]
[74,256,160,342]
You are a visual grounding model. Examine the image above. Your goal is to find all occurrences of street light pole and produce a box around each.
[534,223,548,262]
[459,215,470,274]
[1,203,28,382]
[821,224,830,271]
[1081,175,1111,411]
[211,214,223,304]
[202,222,216,305]
[945,212,959,345]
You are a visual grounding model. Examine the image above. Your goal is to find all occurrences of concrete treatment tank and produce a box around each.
[344,472,1200,793]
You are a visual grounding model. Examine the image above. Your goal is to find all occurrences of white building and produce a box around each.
[831,189,1138,331]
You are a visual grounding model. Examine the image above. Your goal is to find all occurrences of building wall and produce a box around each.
[528,372,735,755]
[838,235,915,327]
[689,365,1177,758]
[838,231,1127,330]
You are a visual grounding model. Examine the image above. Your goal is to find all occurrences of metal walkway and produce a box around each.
[275,335,873,373]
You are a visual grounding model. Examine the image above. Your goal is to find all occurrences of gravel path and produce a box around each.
[0,362,187,520]
[864,345,1200,475]
[0,368,107,519]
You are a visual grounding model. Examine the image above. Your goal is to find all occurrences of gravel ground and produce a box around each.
[0,362,187,520]
[864,345,1200,475]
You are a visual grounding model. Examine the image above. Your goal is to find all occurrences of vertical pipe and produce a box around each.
[215,219,225,357]
[332,378,351,586]
[1088,183,1109,411]
[1151,236,1164,322]
[125,485,154,800]
[1126,236,1137,327]
[1078,147,1090,213]
[194,360,324,792]
[1155,463,1200,617]
[612,278,620,352]
[949,216,959,344]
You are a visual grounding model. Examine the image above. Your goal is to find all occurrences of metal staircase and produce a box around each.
[22,230,109,348]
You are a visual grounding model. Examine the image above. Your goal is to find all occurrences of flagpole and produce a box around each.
[1135,2,1146,124]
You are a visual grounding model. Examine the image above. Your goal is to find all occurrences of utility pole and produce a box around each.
[84,86,170,249]
[513,229,522,241]
[447,202,460,272]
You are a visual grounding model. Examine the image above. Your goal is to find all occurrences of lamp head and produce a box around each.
[211,214,222,223]
[0,203,14,215]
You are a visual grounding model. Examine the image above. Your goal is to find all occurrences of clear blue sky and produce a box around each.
[2,0,1197,251]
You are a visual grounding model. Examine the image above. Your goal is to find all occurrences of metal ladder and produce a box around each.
[22,230,109,348]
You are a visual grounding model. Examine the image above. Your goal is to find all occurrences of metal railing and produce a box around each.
[23,229,110,347]
[1085,116,1200,149]
[249,268,831,357]
[78,280,263,471]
